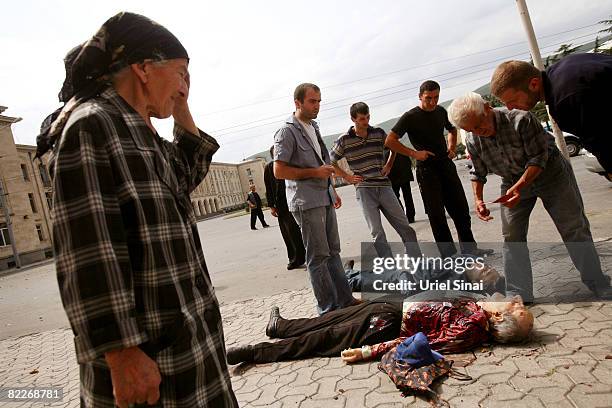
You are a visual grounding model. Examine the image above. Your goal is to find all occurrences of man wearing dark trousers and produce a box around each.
[385,80,491,258]
[247,185,269,230]
[264,146,306,269]
[386,150,416,223]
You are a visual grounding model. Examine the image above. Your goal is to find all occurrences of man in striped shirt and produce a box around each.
[330,102,421,259]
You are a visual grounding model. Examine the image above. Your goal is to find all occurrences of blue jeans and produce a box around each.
[356,186,422,259]
[292,205,354,314]
[501,151,609,301]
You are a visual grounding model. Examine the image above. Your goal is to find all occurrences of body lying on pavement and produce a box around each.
[226,292,533,365]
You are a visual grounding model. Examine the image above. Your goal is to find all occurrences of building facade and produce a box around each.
[0,107,54,270]
[0,105,269,269]
[189,158,266,218]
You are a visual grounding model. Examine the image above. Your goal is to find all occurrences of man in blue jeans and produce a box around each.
[448,92,612,302]
[330,102,422,260]
[273,83,356,314]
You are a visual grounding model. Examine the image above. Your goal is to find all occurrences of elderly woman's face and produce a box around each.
[144,58,189,119]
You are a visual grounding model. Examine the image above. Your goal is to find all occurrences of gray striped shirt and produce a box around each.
[330,126,391,187]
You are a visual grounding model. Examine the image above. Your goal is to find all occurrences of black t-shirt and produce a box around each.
[391,106,455,164]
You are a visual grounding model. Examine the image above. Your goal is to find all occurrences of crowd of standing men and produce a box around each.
[39,10,611,408]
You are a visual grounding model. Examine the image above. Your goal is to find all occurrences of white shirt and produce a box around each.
[298,119,323,160]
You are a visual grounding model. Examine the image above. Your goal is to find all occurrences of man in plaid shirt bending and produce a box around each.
[448,92,612,303]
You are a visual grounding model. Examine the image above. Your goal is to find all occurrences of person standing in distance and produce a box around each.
[247,185,269,230]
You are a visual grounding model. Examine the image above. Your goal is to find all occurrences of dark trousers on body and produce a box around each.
[278,207,305,265]
[391,181,416,222]
[252,301,401,363]
[416,159,477,257]
[250,208,268,229]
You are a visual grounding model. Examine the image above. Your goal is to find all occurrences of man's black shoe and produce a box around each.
[263,224,270,228]
[226,345,254,365]
[251,227,257,230]
[287,262,304,270]
[588,284,612,300]
[266,306,281,338]
[408,218,415,224]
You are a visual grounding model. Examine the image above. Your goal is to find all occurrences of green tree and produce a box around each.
[598,16,612,54]
[455,143,466,157]
[482,94,503,107]
[557,43,578,57]
[531,101,549,123]
[598,16,612,34]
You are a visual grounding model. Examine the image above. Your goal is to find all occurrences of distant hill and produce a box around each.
[246,35,609,162]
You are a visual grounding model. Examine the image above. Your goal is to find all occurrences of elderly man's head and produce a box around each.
[448,92,496,137]
[478,294,534,343]
[490,61,544,111]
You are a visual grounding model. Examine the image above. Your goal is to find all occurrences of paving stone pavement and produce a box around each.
[2,242,612,407]
[2,287,611,407]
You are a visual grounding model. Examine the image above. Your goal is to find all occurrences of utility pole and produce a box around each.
[0,179,21,269]
[515,0,570,159]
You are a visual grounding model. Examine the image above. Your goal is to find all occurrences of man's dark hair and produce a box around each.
[269,145,274,159]
[419,80,440,96]
[294,83,320,103]
[350,102,369,119]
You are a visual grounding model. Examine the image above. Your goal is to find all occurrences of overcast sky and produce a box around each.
[2,0,611,162]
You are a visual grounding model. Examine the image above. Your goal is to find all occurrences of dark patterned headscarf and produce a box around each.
[36,12,189,158]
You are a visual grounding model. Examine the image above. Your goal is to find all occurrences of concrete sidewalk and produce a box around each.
[2,286,611,408]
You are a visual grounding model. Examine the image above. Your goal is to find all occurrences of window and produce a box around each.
[0,223,10,247]
[28,193,37,213]
[39,163,51,187]
[246,168,252,176]
[46,192,53,210]
[36,225,44,241]
[21,164,29,181]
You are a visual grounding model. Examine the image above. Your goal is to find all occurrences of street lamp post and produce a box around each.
[515,0,570,159]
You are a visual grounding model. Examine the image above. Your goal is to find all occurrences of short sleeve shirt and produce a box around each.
[391,106,455,162]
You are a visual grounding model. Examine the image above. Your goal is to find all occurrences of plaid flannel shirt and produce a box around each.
[49,88,237,407]
[466,108,556,185]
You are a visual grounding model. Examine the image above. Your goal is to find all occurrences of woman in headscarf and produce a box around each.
[43,12,238,408]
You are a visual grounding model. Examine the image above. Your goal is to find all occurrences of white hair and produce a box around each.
[489,312,523,343]
[447,92,487,129]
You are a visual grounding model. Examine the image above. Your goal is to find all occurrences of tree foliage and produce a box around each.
[482,94,503,108]
[597,16,612,54]
[530,101,549,123]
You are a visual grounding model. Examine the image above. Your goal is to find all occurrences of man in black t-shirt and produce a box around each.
[385,80,490,258]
